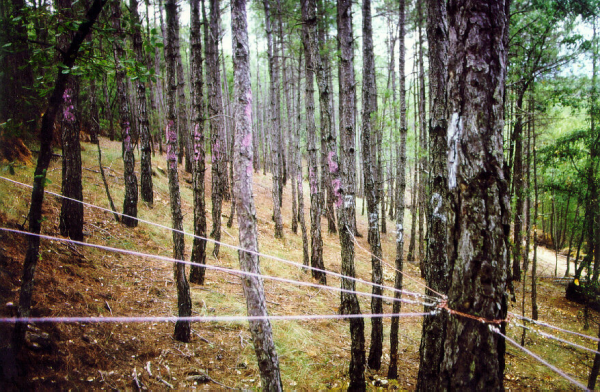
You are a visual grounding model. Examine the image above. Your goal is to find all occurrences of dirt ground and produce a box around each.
[0,138,598,391]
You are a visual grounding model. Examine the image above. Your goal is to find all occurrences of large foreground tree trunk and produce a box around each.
[57,0,84,242]
[166,0,191,342]
[231,0,283,388]
[420,1,510,390]
[337,0,365,388]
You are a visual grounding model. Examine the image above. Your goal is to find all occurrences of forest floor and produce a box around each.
[0,136,597,391]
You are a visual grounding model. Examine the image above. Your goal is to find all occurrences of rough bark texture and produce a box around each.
[416,0,450,388]
[388,0,407,379]
[361,0,383,371]
[111,0,138,228]
[166,0,191,342]
[205,0,226,256]
[130,0,153,205]
[13,0,108,353]
[337,0,365,388]
[189,0,207,285]
[300,0,326,284]
[263,0,284,239]
[417,0,427,268]
[296,52,310,268]
[56,0,84,242]
[512,91,526,282]
[231,0,283,387]
[429,1,510,390]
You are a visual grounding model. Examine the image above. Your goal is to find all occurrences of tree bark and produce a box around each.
[231,1,283,387]
[204,0,226,256]
[189,0,207,285]
[111,0,138,228]
[263,0,284,239]
[166,0,191,342]
[296,51,310,268]
[56,0,84,242]
[301,0,326,283]
[360,0,383,370]
[130,0,153,205]
[337,0,365,388]
[388,0,407,379]
[430,1,510,390]
[416,0,450,388]
[13,0,108,353]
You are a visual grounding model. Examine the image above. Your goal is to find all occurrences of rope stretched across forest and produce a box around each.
[0,227,437,308]
[0,176,439,304]
[490,325,590,391]
[1,179,596,389]
[0,311,436,325]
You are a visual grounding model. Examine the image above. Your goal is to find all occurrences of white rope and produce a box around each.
[0,176,439,304]
[0,227,437,308]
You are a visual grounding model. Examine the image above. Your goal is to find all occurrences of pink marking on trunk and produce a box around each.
[242,132,252,148]
[194,123,201,161]
[327,151,338,173]
[62,88,75,123]
[247,161,253,176]
[331,178,342,208]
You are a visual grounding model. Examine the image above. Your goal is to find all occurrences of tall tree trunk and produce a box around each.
[416,0,427,268]
[263,0,284,238]
[300,0,325,283]
[166,0,192,342]
[432,1,509,389]
[416,0,450,388]
[296,51,310,268]
[360,0,383,370]
[189,0,207,285]
[111,0,138,228]
[204,0,226,256]
[588,19,600,283]
[388,0,407,379]
[512,90,527,282]
[337,0,365,388]
[231,1,283,388]
[532,115,539,320]
[130,0,153,205]
[57,0,84,242]
[13,0,108,354]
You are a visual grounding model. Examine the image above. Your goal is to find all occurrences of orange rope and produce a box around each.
[437,301,511,325]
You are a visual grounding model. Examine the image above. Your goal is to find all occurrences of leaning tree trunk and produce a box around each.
[416,0,450,389]
[231,2,283,388]
[300,0,325,283]
[188,0,207,285]
[56,0,84,242]
[361,0,383,371]
[204,0,226,256]
[388,0,407,379]
[13,0,108,353]
[337,0,366,388]
[263,0,284,239]
[425,1,510,390]
[111,0,138,227]
[130,0,153,205]
[165,0,192,342]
